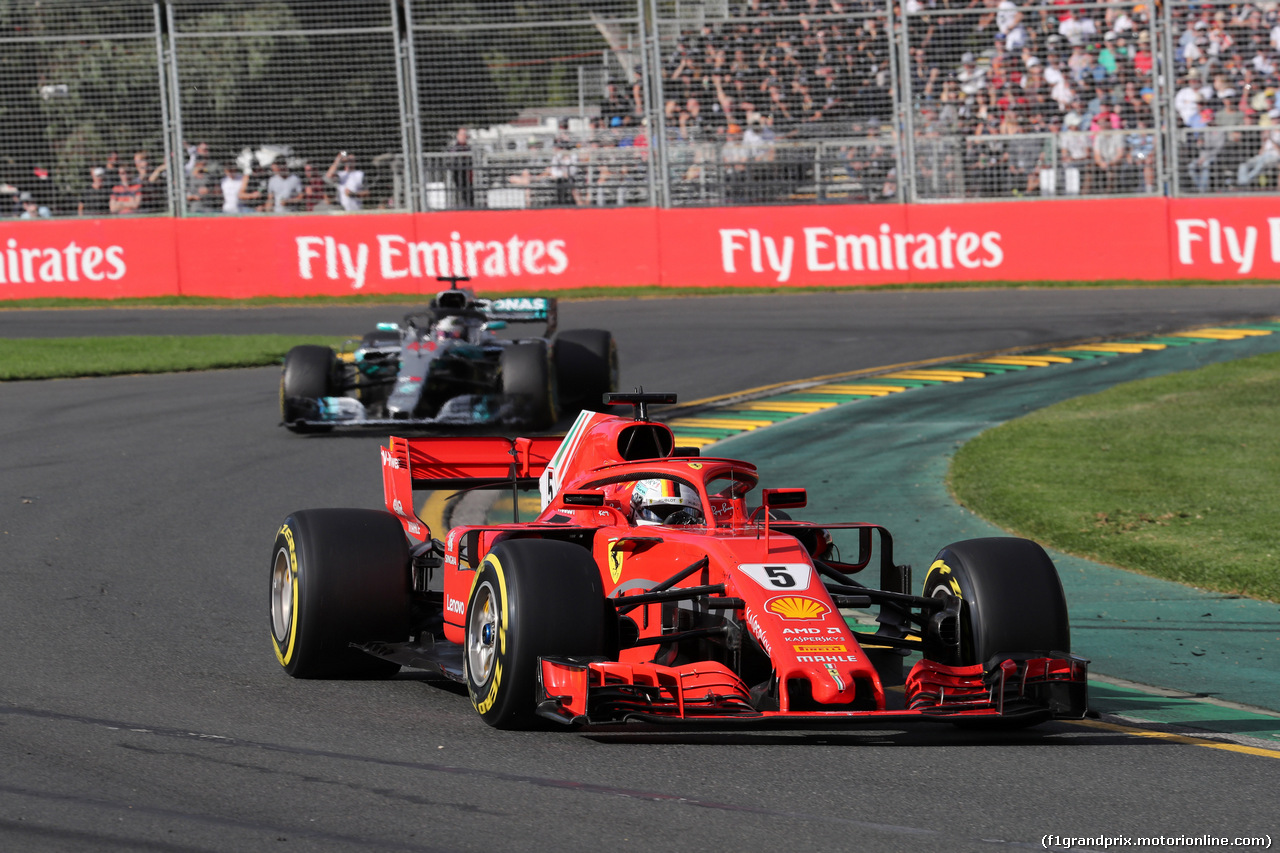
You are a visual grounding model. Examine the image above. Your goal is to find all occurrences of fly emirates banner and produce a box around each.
[2,198,1278,298]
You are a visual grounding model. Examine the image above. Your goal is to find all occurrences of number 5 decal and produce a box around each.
[738,563,813,590]
[765,566,796,587]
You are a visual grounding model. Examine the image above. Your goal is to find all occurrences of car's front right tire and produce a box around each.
[280,345,340,433]
[270,508,409,679]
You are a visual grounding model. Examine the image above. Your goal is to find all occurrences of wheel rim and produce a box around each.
[271,546,293,642]
[926,572,971,664]
[467,581,499,685]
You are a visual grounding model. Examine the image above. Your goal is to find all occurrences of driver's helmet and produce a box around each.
[435,316,468,341]
[631,479,704,526]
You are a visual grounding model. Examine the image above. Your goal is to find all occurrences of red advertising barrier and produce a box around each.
[1167,196,1280,280]
[175,207,660,298]
[660,197,1171,286]
[0,217,179,299]
[0,198,1270,300]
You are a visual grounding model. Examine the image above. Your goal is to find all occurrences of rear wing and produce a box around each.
[397,291,558,335]
[481,296,557,336]
[382,435,564,543]
[384,435,562,489]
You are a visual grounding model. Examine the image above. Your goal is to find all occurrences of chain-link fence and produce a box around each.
[902,1,1167,200]
[652,0,901,205]
[169,0,408,214]
[408,0,654,210]
[0,1,167,218]
[1,0,1277,217]
[1166,0,1280,195]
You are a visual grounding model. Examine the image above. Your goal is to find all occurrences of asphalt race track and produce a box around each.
[3,287,1279,852]
[9,286,1280,401]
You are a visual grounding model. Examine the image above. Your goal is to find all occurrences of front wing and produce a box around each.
[536,654,1088,727]
[282,393,532,429]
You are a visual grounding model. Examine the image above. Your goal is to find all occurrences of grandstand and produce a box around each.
[0,0,1276,216]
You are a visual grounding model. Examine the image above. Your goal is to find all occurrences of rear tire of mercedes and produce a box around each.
[464,539,606,729]
[502,341,557,429]
[553,329,618,412]
[280,345,339,433]
[270,508,409,679]
[922,537,1071,728]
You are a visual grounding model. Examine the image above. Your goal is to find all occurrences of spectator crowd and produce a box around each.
[3,142,390,219]
[904,0,1280,196]
[7,0,1280,215]
[649,0,1280,199]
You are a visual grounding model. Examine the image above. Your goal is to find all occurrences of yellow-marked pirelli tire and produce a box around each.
[501,341,558,430]
[270,509,409,678]
[280,345,339,433]
[464,539,606,729]
[923,537,1070,668]
[553,329,618,412]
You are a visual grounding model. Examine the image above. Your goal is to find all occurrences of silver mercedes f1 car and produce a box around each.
[279,281,617,432]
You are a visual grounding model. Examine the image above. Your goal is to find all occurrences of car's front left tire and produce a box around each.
[553,329,618,412]
[501,341,558,429]
[921,536,1070,668]
[921,537,1073,728]
[464,538,606,728]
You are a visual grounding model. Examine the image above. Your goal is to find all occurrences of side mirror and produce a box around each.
[484,320,507,331]
[562,490,605,507]
[762,488,807,509]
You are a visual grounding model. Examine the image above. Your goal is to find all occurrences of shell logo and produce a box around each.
[765,595,830,621]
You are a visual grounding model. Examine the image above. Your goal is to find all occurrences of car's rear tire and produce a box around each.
[923,537,1070,666]
[280,345,340,433]
[554,329,618,412]
[270,509,409,679]
[464,539,606,728]
[502,341,557,429]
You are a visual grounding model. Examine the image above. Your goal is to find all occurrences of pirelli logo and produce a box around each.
[793,644,846,653]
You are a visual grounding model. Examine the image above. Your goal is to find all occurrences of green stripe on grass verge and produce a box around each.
[668,322,1280,480]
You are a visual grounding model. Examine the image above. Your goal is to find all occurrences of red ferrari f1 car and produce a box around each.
[270,392,1087,729]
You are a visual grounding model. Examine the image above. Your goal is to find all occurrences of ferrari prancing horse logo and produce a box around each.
[608,539,625,584]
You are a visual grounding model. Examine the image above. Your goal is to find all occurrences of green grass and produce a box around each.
[948,352,1280,602]
[0,279,1270,310]
[0,335,347,381]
